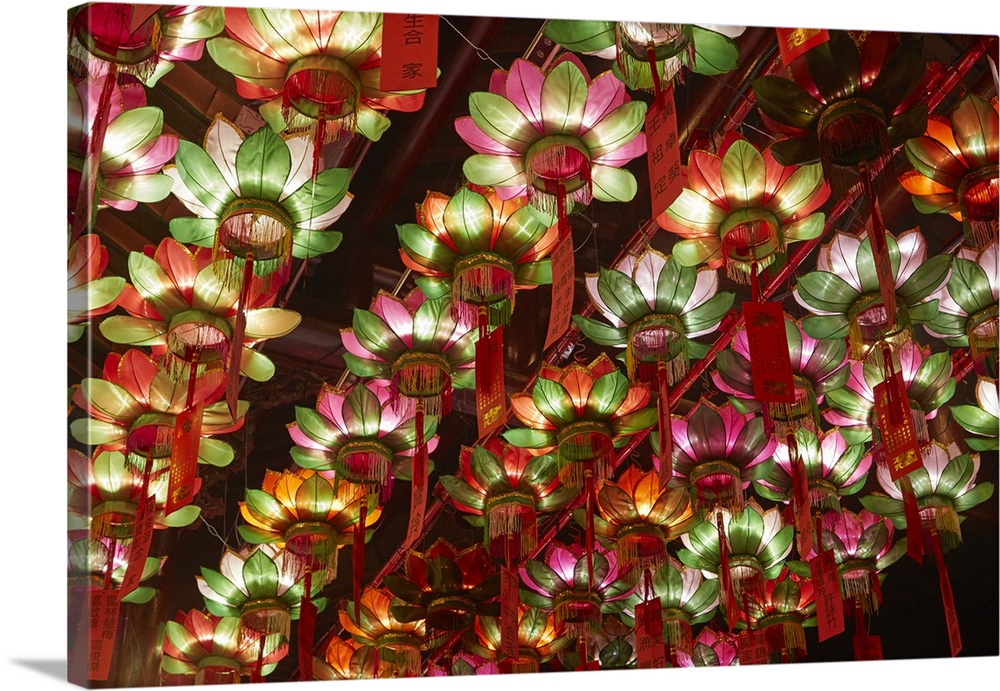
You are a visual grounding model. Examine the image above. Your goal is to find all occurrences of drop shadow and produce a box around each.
[9,659,66,682]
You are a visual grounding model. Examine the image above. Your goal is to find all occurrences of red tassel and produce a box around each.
[353,490,367,619]
[585,470,595,593]
[656,361,673,484]
[901,475,924,564]
[931,529,963,656]
[226,253,254,420]
[646,43,663,106]
[788,433,813,558]
[557,180,570,239]
[298,569,317,680]
[250,635,265,683]
[717,511,737,630]
[71,62,118,244]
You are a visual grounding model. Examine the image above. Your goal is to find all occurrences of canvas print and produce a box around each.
[65,2,999,687]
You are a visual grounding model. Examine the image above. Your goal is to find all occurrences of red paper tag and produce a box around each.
[404,449,427,549]
[543,234,575,349]
[476,326,507,437]
[809,549,845,641]
[380,14,438,91]
[645,88,685,218]
[635,600,667,668]
[874,372,922,482]
[166,401,203,514]
[500,566,519,659]
[737,630,768,665]
[743,302,795,403]
[853,632,883,660]
[119,494,155,599]
[775,28,830,65]
[87,588,121,681]
[867,203,898,327]
[931,533,962,656]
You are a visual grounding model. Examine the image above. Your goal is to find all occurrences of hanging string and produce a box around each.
[646,43,664,106]
[440,16,504,70]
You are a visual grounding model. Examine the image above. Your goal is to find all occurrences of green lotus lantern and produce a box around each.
[398,185,557,327]
[747,570,816,664]
[860,442,994,553]
[162,610,285,684]
[543,20,743,92]
[658,136,829,281]
[503,353,656,488]
[755,428,872,511]
[573,248,734,386]
[794,228,951,364]
[165,114,353,291]
[439,440,574,561]
[677,500,794,623]
[339,588,426,678]
[923,241,998,377]
[900,94,999,249]
[196,545,327,655]
[950,376,999,451]
[469,606,571,674]
[621,557,719,662]
[68,234,124,344]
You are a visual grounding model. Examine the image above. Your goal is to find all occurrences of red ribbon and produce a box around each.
[226,253,255,420]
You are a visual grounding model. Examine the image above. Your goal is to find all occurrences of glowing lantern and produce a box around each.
[861,442,995,553]
[162,610,285,684]
[755,428,872,511]
[747,570,816,663]
[714,314,849,436]
[287,381,439,502]
[658,136,829,283]
[67,234,124,343]
[504,353,655,488]
[237,468,380,585]
[950,376,1000,451]
[312,638,385,680]
[923,241,998,377]
[469,605,571,674]
[67,531,162,605]
[383,539,499,638]
[456,56,646,228]
[794,228,950,365]
[677,627,738,668]
[668,399,775,514]
[544,20,743,92]
[196,545,326,654]
[590,466,695,581]
[207,9,429,143]
[339,587,425,678]
[900,94,999,249]
[439,440,574,561]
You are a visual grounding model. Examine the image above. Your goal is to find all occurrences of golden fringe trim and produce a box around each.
[380,645,421,678]
[452,263,516,327]
[764,620,806,661]
[558,456,612,490]
[926,506,962,552]
[508,657,540,675]
[283,535,339,586]
[617,532,666,584]
[664,618,693,653]
[627,326,687,386]
[281,68,358,142]
[239,605,290,651]
[966,216,999,252]
[843,571,880,615]
[487,503,537,560]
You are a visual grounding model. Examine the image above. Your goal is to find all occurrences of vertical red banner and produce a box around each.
[645,87,685,218]
[717,514,738,631]
[543,234,575,349]
[119,495,155,599]
[476,326,507,437]
[737,630,768,665]
[656,371,673,484]
[87,588,121,681]
[743,301,795,403]
[635,600,667,668]
[901,476,925,564]
[167,401,203,514]
[380,14,439,91]
[874,372,922,482]
[809,549,845,641]
[404,448,427,549]
[789,444,813,558]
[931,533,962,656]
[298,585,318,680]
[853,632,884,660]
[500,566,519,659]
[775,28,830,66]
